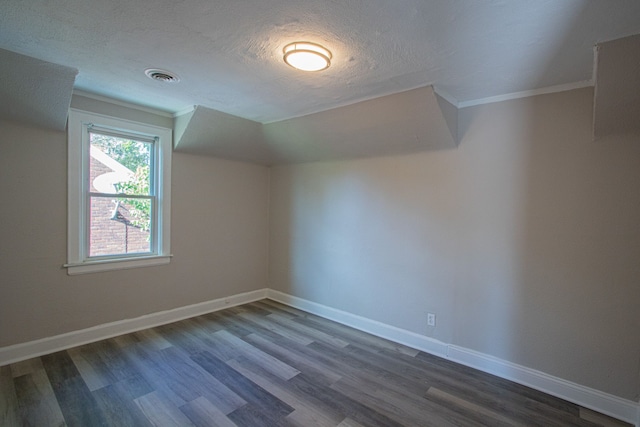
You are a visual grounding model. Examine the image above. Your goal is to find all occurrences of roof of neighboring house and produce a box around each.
[90,146,133,194]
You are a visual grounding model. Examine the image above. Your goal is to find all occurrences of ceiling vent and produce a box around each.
[144,68,180,83]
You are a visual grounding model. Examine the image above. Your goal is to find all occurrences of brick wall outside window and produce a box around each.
[89,157,150,256]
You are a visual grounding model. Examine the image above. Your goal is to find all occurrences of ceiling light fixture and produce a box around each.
[283,42,332,72]
[144,68,180,83]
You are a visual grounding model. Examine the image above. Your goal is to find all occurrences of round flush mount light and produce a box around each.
[144,68,180,83]
[283,42,332,72]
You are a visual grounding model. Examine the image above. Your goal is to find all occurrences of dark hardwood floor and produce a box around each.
[0,299,631,426]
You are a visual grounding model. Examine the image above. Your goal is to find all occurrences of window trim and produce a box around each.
[65,109,172,275]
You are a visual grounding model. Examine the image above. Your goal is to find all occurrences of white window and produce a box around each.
[66,109,172,275]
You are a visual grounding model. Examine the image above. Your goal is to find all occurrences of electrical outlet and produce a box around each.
[427,313,436,327]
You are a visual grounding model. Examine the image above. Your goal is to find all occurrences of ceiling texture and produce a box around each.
[1,0,640,163]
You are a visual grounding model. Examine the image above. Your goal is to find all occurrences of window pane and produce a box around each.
[89,196,152,257]
[89,132,151,196]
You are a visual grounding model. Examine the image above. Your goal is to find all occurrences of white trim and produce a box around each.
[72,90,175,118]
[66,109,172,275]
[2,287,636,425]
[173,105,197,118]
[432,87,459,108]
[266,290,448,357]
[458,80,594,109]
[266,290,639,426]
[73,81,595,122]
[64,254,172,275]
[447,346,638,425]
[260,84,440,125]
[0,289,268,367]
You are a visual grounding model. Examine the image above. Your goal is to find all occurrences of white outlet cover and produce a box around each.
[427,313,436,326]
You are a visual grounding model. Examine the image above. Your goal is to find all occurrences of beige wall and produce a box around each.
[269,87,640,401]
[0,101,270,347]
[2,87,638,402]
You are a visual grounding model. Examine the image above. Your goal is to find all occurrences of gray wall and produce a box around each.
[269,87,640,401]
[2,87,639,402]
[0,99,270,347]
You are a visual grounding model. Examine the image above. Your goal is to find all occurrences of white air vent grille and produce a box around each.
[144,68,180,83]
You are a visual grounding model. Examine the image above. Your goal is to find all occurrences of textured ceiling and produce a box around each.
[1,1,640,123]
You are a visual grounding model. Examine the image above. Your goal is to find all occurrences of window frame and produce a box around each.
[66,109,172,275]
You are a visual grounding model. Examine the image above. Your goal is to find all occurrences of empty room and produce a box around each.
[1,1,639,426]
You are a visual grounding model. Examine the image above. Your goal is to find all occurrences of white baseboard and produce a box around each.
[0,288,268,366]
[266,289,639,426]
[2,287,637,426]
[446,346,638,425]
[266,289,448,357]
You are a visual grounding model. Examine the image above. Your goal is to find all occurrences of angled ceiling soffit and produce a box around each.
[0,48,78,131]
[174,105,270,164]
[262,85,458,164]
[593,33,640,140]
[173,86,459,165]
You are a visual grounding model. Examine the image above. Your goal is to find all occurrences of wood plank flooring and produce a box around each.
[0,299,631,426]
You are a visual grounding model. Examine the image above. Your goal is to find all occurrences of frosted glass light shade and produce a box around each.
[283,42,332,72]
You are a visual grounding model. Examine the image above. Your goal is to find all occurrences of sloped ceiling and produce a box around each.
[593,33,640,139]
[0,48,77,130]
[174,106,268,163]
[174,86,457,165]
[2,1,640,123]
[1,1,640,163]
[262,86,457,164]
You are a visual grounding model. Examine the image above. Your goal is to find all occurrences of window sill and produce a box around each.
[64,255,172,275]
